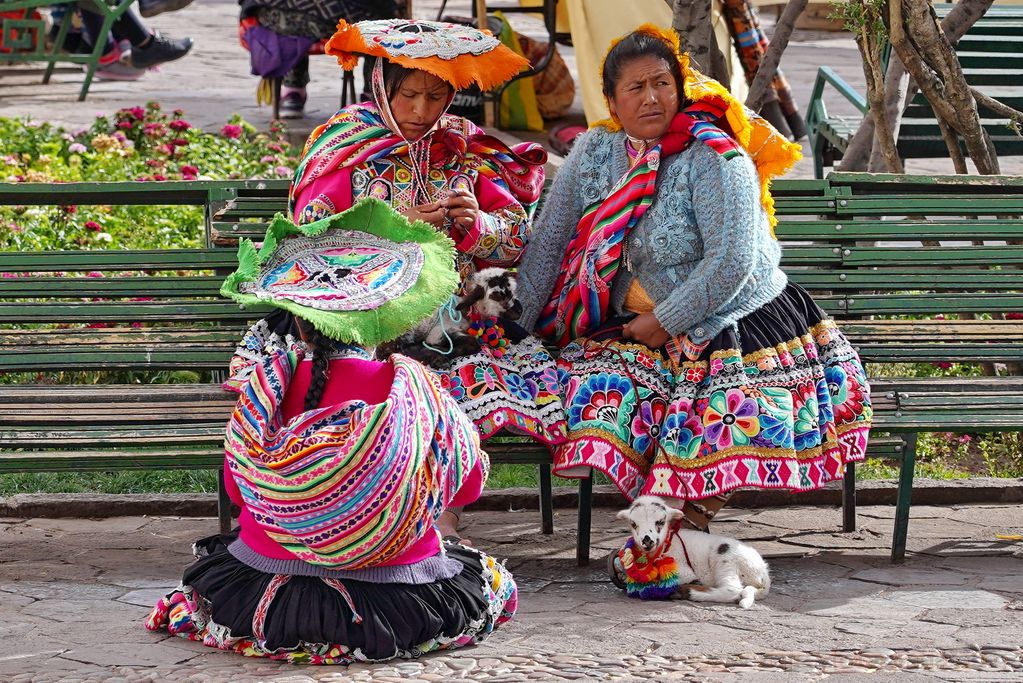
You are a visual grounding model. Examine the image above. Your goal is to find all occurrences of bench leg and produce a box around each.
[891,433,917,563]
[271,77,283,120]
[842,460,856,532]
[576,472,592,566]
[539,462,554,535]
[217,467,232,535]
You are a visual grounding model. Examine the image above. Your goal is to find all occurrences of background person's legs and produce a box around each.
[78,4,193,70]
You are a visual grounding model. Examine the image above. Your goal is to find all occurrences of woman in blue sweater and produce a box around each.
[517,26,872,531]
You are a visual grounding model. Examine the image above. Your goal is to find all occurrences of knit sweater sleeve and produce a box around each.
[653,143,763,342]
[515,131,591,332]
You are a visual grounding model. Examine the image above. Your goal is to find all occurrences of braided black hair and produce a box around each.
[296,319,333,411]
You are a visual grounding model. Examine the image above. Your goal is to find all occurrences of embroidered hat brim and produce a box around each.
[325,18,530,91]
[221,197,459,347]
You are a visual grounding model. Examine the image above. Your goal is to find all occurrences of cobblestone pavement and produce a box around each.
[3,0,1021,178]
[2,503,1022,681]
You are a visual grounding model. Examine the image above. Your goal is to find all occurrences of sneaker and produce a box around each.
[93,60,146,81]
[130,33,193,70]
[91,43,145,81]
[138,0,196,18]
[279,89,307,120]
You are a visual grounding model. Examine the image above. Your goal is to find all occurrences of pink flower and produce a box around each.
[86,271,104,278]
[170,138,189,147]
[143,122,166,137]
[156,143,175,155]
[152,174,167,181]
[933,361,953,369]
[84,221,102,231]
[128,106,146,119]
[169,120,191,131]
[260,155,275,163]
[68,142,87,154]
[267,142,284,152]
[1006,312,1023,320]
[180,164,199,176]
[117,121,133,130]
[146,159,165,168]
[275,166,292,177]
[221,124,243,139]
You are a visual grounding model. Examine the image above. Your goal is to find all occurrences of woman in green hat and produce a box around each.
[146,200,517,664]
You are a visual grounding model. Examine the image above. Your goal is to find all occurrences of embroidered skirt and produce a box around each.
[226,312,567,447]
[438,326,567,447]
[554,282,872,502]
[145,537,517,665]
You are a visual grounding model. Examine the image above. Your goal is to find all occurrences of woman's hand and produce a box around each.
[443,188,480,235]
[623,312,670,349]
[402,201,446,228]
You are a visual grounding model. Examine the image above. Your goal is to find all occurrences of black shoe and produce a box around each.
[279,90,307,120]
[138,0,196,18]
[130,33,193,70]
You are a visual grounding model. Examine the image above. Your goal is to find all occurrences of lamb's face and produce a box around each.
[617,495,680,552]
[471,268,522,320]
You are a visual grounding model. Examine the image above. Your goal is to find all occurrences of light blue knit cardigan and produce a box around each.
[517,126,788,344]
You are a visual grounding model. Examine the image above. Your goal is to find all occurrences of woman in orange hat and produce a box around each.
[226,19,568,543]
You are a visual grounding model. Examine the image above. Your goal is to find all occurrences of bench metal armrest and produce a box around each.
[806,66,869,136]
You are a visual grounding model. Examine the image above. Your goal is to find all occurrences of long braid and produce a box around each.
[303,325,333,411]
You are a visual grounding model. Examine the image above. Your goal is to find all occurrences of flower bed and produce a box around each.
[1,102,297,251]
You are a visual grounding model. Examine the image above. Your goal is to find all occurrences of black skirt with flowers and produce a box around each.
[553,282,872,502]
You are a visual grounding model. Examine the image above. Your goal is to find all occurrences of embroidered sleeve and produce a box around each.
[291,168,354,225]
[653,144,763,342]
[452,174,530,267]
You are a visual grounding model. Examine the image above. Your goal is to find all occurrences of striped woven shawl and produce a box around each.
[536,104,741,346]
[225,351,485,569]
[290,103,546,216]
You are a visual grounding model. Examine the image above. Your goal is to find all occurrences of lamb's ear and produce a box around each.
[667,506,686,522]
[456,285,485,313]
[615,509,631,521]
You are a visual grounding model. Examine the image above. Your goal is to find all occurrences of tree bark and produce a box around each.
[889,0,997,174]
[837,0,995,172]
[850,0,903,173]
[668,0,730,84]
[745,0,808,111]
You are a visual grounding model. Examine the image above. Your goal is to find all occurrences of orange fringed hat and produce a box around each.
[595,24,802,232]
[325,18,530,92]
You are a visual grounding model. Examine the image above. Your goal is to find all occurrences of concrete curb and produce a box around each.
[1,477,1021,519]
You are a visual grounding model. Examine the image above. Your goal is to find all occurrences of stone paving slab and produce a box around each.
[1,503,1022,681]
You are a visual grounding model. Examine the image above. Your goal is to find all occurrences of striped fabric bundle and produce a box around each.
[225,351,485,569]
[290,103,546,216]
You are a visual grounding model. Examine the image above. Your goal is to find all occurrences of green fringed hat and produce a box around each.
[221,198,459,347]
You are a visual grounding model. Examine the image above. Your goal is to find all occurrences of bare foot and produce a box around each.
[438,510,472,547]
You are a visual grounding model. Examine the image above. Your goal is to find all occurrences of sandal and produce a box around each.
[608,550,626,590]
[547,122,586,157]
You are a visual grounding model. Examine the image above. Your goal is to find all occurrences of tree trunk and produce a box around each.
[837,0,995,172]
[866,57,911,172]
[850,0,903,173]
[745,0,808,111]
[889,0,997,174]
[668,0,730,84]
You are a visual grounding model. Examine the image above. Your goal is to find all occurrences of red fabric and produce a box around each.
[228,357,484,567]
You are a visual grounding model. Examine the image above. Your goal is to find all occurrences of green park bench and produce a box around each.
[0,1,135,101]
[806,5,1023,178]
[3,172,1023,564]
[0,180,560,556]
